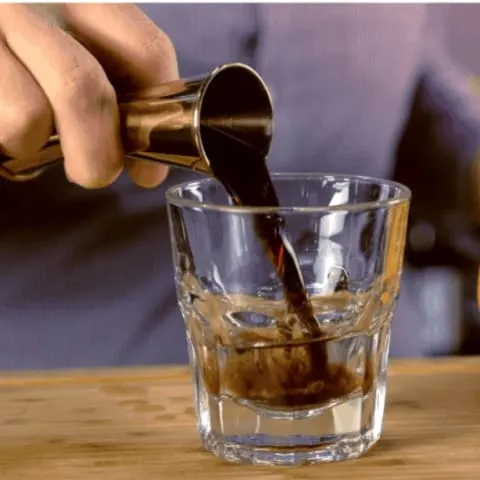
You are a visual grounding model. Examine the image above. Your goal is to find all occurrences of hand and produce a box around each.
[0,3,178,188]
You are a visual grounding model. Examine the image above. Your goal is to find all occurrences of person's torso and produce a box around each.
[0,4,431,368]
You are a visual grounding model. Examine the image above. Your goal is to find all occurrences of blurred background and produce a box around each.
[408,4,480,356]
[445,4,480,75]
[447,4,480,355]
[2,3,479,370]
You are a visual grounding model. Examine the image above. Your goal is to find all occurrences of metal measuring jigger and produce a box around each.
[0,63,274,181]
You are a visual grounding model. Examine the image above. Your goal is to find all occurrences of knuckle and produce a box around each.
[0,95,52,154]
[53,59,117,113]
[15,101,50,138]
[139,30,178,80]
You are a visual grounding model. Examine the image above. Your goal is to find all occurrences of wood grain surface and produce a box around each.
[0,357,478,479]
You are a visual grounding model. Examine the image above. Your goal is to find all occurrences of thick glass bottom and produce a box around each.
[200,426,380,466]
[190,326,389,465]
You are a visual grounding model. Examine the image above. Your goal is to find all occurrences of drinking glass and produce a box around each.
[166,173,410,466]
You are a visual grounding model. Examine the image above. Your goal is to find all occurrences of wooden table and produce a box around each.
[0,357,478,479]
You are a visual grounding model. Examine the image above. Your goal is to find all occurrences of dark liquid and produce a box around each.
[199,125,368,408]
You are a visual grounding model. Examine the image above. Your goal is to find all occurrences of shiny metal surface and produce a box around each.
[0,63,273,181]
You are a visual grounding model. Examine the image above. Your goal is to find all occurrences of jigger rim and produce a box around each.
[165,172,411,214]
[193,62,274,173]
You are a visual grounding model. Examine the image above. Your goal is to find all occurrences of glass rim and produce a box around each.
[165,172,411,214]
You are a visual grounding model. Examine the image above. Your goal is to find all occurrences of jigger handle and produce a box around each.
[0,62,274,182]
[0,133,178,181]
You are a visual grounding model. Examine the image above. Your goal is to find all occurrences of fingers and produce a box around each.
[62,3,178,90]
[0,41,53,158]
[62,4,179,188]
[125,156,170,188]
[0,4,123,188]
[0,4,178,189]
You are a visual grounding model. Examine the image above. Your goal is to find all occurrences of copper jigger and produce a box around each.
[0,63,274,181]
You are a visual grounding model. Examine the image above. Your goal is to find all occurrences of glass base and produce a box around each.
[200,428,380,466]
[196,385,386,466]
[190,324,390,466]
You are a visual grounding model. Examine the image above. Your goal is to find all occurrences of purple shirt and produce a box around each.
[0,4,478,368]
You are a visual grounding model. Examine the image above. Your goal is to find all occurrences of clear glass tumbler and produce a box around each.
[166,173,410,466]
